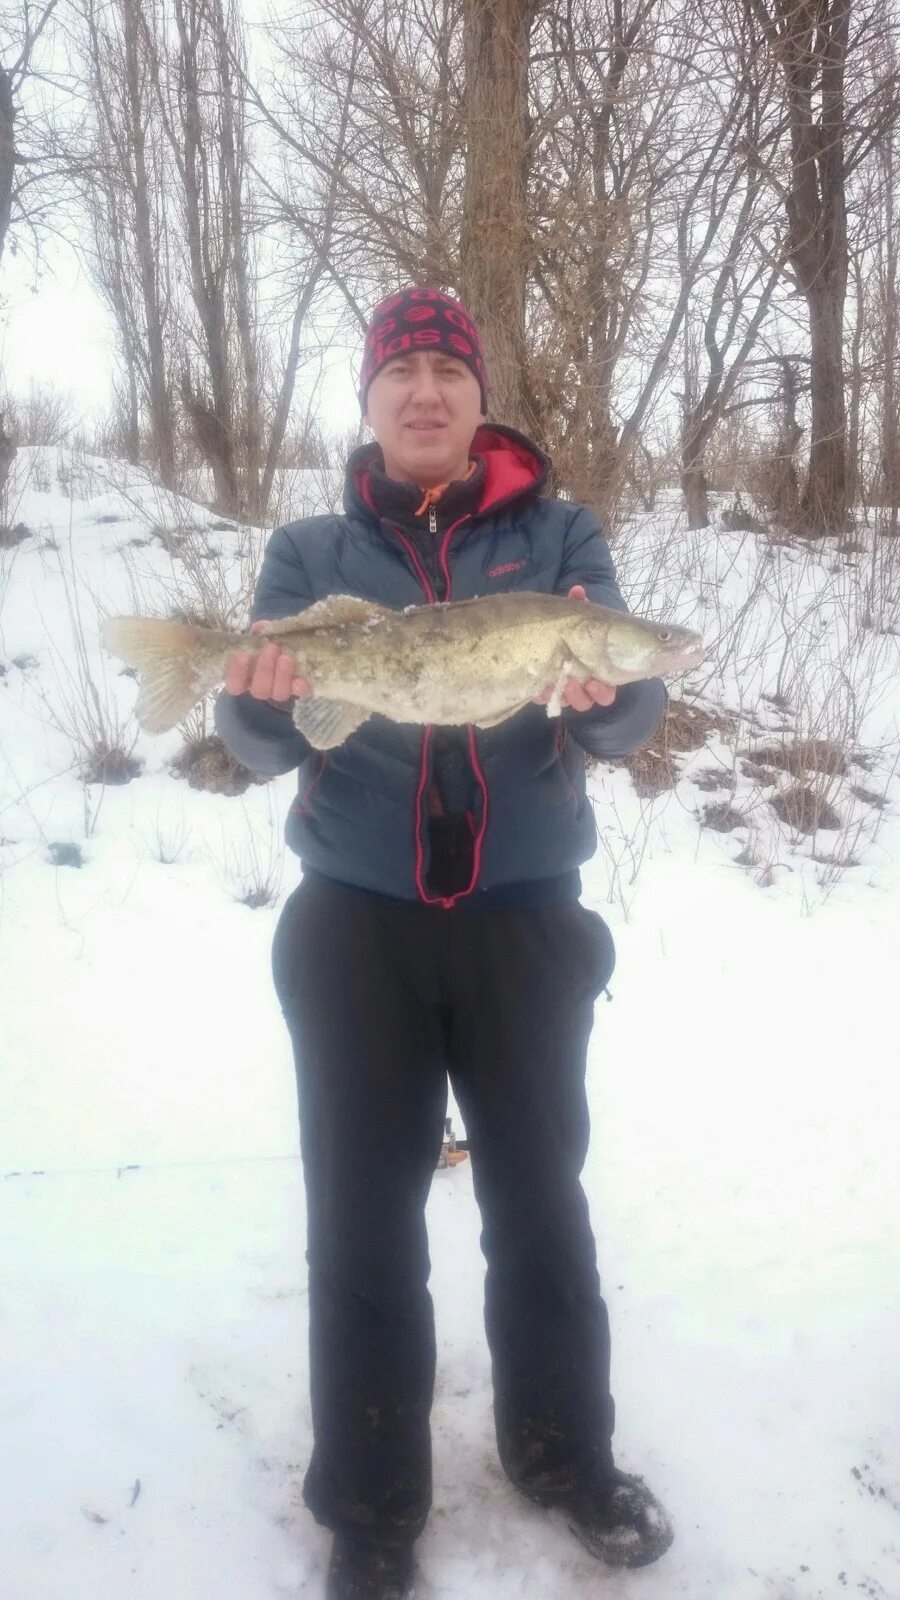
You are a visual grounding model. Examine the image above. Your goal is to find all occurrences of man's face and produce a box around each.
[363,349,485,487]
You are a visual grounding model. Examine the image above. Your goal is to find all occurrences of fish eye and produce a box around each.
[658,629,672,643]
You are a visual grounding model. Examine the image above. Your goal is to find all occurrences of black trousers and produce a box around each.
[271,873,618,1545]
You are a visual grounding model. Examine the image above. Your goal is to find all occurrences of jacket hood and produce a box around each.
[344,422,551,522]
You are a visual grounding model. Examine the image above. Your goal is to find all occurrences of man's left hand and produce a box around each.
[533,585,617,710]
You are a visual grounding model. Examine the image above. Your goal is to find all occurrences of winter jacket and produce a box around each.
[213,423,667,906]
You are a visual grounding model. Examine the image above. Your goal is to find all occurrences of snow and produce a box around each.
[1,447,899,1599]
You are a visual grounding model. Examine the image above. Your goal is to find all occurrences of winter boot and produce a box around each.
[326,1532,417,1600]
[556,1468,674,1569]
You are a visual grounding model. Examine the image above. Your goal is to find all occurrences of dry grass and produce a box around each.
[168,603,217,629]
[81,747,143,785]
[621,744,679,797]
[692,766,731,791]
[169,734,267,796]
[740,737,848,777]
[27,519,142,832]
[851,784,887,809]
[770,784,842,833]
[740,759,780,786]
[701,801,746,832]
[0,522,31,548]
[618,697,735,797]
[666,698,735,750]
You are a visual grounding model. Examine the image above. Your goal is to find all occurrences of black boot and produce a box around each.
[556,1468,674,1569]
[325,1533,417,1600]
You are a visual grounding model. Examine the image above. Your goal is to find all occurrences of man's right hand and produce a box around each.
[224,618,311,701]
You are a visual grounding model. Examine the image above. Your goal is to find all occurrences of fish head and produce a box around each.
[571,609,706,683]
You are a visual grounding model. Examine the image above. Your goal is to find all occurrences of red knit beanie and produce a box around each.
[359,285,489,413]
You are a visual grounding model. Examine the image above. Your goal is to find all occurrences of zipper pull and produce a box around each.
[429,506,437,534]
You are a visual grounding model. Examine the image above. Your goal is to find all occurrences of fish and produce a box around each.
[100,590,705,749]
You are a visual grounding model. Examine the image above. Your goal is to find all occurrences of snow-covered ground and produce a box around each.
[1,448,899,1600]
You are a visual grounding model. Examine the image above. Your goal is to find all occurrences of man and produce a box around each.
[214,286,674,1600]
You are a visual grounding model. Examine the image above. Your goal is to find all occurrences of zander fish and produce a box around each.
[101,591,704,749]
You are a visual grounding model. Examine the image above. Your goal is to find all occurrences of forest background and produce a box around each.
[3,0,900,544]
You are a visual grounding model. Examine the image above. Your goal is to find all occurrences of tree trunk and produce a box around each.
[752,0,851,533]
[211,0,263,521]
[120,357,141,466]
[123,3,176,489]
[846,252,864,507]
[0,65,13,269]
[171,0,240,518]
[0,69,16,500]
[260,268,321,513]
[682,462,711,530]
[879,129,899,522]
[460,0,541,437]
[772,356,802,523]
[802,283,848,532]
[0,411,16,507]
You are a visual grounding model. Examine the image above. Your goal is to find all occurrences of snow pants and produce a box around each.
[271,871,618,1546]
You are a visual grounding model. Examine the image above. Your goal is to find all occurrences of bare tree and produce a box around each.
[0,0,60,268]
[94,0,326,520]
[522,0,790,519]
[745,0,851,532]
[845,197,868,507]
[1,0,62,498]
[745,0,900,533]
[460,0,546,434]
[526,0,677,505]
[676,9,787,527]
[873,91,900,520]
[244,0,467,344]
[59,0,899,540]
[254,0,790,518]
[770,352,806,520]
[154,0,260,516]
[79,0,177,483]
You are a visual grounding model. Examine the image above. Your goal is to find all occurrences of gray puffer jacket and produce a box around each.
[214,423,666,906]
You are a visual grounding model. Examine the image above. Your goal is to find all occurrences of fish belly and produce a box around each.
[303,644,542,728]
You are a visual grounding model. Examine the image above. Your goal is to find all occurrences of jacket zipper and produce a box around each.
[384,520,435,602]
[385,511,488,907]
[422,513,490,907]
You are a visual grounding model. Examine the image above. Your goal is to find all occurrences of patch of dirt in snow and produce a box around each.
[610,697,737,797]
[740,738,848,778]
[770,785,842,834]
[170,733,269,796]
[701,801,747,833]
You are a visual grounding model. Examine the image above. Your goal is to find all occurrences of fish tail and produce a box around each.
[101,615,231,733]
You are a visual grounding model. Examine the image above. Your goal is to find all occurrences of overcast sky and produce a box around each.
[0,0,366,445]
[1,240,362,441]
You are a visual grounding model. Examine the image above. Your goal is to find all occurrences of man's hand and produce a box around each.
[224,619,311,701]
[533,585,617,710]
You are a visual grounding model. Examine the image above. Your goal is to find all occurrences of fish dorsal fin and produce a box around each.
[258,595,389,632]
[291,695,371,749]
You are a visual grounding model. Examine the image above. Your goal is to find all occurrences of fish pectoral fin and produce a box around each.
[261,595,390,632]
[545,657,576,718]
[544,647,599,716]
[291,695,371,749]
[471,699,534,729]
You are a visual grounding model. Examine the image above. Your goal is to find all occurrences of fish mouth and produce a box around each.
[663,640,706,672]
